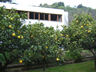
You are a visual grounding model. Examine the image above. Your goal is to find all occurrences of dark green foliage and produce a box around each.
[77,4,84,8]
[0,53,6,66]
[40,2,65,9]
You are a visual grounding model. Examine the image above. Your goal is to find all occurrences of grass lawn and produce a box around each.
[27,60,95,72]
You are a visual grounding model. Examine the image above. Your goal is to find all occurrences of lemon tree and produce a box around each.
[74,14,96,69]
[21,23,62,70]
[0,7,26,71]
[62,13,96,69]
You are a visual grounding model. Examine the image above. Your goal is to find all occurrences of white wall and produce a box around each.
[24,19,67,30]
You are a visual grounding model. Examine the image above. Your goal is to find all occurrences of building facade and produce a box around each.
[0,3,68,29]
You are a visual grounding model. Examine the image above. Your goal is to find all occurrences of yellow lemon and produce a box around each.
[56,57,60,61]
[81,25,83,28]
[88,30,91,33]
[12,33,16,37]
[18,36,21,39]
[8,25,12,28]
[10,18,14,21]
[19,60,23,64]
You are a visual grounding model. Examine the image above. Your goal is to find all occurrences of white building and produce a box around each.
[0,2,68,29]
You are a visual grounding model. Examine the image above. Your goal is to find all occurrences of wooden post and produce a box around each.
[61,16,62,22]
[57,15,59,22]
[34,12,35,19]
[48,14,51,21]
[44,14,45,20]
[38,13,40,20]
[27,12,30,19]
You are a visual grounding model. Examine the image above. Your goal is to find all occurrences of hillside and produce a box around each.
[39,2,96,23]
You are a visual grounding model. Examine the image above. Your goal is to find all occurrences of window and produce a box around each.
[28,12,62,22]
[30,12,34,19]
[40,13,44,20]
[51,14,57,21]
[35,13,38,19]
[45,14,48,20]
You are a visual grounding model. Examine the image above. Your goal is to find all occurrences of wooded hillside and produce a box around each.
[39,2,96,23]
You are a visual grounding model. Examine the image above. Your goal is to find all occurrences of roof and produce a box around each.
[0,2,66,15]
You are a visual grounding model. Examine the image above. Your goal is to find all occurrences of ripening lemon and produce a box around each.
[2,27,5,30]
[87,24,88,26]
[30,35,33,38]
[17,36,21,39]
[29,53,31,56]
[21,35,24,39]
[56,57,60,61]
[76,20,78,23]
[24,32,26,34]
[55,36,58,41]
[55,38,57,41]
[66,34,69,38]
[12,33,16,37]
[73,34,75,37]
[8,25,12,28]
[60,34,63,36]
[19,60,23,64]
[17,30,21,34]
[67,50,70,53]
[10,18,14,21]
[42,56,45,58]
[88,30,91,33]
[81,25,83,28]
[45,46,48,49]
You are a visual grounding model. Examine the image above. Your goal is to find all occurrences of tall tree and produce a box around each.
[62,13,96,70]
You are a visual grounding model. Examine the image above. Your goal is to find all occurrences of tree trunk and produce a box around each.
[0,62,3,72]
[1,52,8,72]
[94,57,96,70]
[43,58,46,71]
[89,49,96,70]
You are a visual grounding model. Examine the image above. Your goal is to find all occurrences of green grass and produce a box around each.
[27,60,95,72]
